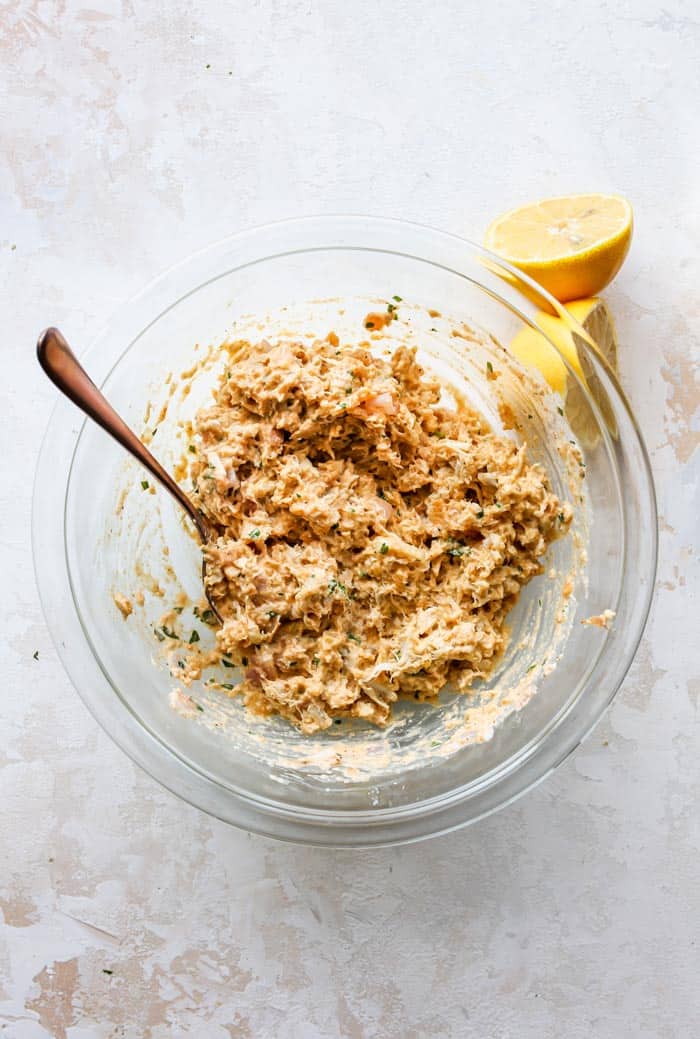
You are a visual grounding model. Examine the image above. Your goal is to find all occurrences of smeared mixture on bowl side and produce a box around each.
[188,335,571,733]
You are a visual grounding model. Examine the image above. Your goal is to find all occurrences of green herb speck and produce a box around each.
[392,294,402,302]
[347,633,362,644]
[379,542,389,555]
[557,406,564,416]
[448,544,470,558]
[486,361,493,374]
[141,480,149,490]
[189,630,200,644]
[248,528,261,539]
[33,650,39,661]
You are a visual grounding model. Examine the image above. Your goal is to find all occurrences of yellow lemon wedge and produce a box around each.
[510,298,618,446]
[485,194,633,301]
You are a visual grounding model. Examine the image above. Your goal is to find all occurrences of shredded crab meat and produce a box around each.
[189,335,572,734]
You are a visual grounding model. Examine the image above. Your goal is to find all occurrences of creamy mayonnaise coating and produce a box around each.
[188,334,572,733]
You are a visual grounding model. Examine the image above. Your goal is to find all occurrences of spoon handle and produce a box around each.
[36,327,211,542]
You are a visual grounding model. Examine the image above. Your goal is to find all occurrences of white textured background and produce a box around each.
[2,1,699,1036]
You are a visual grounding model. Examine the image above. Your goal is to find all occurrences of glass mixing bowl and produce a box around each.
[33,216,657,846]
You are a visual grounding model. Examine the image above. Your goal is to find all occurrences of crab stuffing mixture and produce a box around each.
[184,334,571,734]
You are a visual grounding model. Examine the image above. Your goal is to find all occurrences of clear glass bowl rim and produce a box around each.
[32,214,658,847]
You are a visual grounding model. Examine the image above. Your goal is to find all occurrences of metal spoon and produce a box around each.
[37,326,222,622]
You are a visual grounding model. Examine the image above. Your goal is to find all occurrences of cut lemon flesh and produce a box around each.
[485,194,633,301]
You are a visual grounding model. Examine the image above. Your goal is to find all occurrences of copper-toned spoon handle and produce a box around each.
[37,327,213,543]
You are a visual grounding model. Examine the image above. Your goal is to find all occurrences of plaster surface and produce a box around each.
[1,1,698,1035]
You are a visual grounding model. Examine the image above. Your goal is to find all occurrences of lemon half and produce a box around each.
[485,194,633,302]
[510,298,618,446]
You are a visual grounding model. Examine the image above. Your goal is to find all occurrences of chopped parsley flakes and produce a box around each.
[448,544,470,558]
[154,625,177,642]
